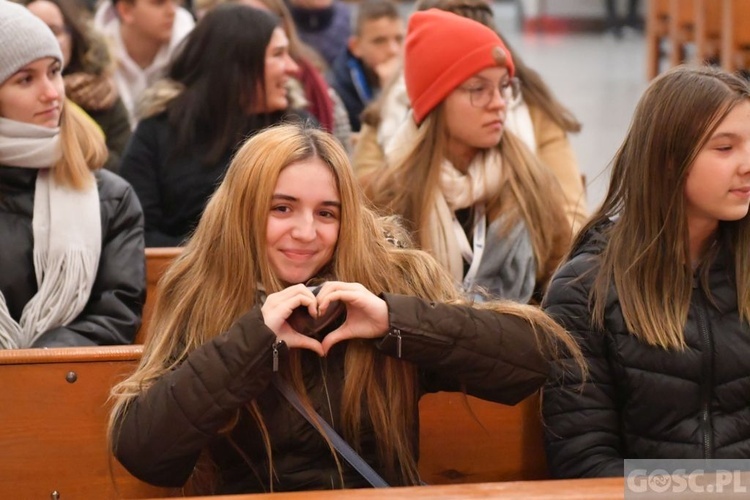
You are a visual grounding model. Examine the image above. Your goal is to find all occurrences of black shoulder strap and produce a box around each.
[272,376,390,488]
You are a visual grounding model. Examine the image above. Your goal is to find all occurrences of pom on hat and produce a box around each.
[404,9,515,125]
[0,0,64,86]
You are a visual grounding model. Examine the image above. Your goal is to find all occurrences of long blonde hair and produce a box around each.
[109,124,583,492]
[577,65,750,349]
[364,103,571,291]
[54,99,107,188]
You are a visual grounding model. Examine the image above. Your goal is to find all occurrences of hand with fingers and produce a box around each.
[315,281,389,355]
[261,284,325,357]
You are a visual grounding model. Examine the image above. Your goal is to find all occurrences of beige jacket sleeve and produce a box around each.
[529,105,588,234]
[352,123,388,183]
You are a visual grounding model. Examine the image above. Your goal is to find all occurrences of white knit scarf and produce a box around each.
[386,115,502,281]
[430,151,502,281]
[0,117,101,349]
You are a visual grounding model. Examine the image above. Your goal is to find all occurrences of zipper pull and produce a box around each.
[391,328,402,358]
[273,339,282,372]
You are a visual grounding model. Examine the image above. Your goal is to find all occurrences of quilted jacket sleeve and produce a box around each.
[376,293,551,405]
[112,306,281,487]
[541,254,624,478]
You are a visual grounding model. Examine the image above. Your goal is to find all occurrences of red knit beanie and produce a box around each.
[404,9,515,125]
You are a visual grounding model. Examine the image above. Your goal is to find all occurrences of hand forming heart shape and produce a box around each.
[286,285,347,341]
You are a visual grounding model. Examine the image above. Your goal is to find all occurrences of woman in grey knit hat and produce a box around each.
[0,0,146,348]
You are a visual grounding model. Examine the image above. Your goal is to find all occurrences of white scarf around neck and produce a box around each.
[431,150,503,281]
[0,117,101,349]
[385,115,503,281]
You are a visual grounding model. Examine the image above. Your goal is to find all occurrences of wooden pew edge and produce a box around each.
[144,247,184,259]
[0,344,143,365]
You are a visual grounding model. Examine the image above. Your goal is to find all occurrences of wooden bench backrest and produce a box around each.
[694,0,724,62]
[646,0,671,79]
[137,247,183,344]
[0,346,172,499]
[0,345,548,494]
[418,392,547,483]
[722,0,750,72]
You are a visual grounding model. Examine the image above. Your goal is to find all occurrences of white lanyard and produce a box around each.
[452,204,486,291]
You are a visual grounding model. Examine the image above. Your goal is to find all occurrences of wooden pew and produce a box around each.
[137,247,182,344]
[646,0,671,80]
[0,343,549,496]
[694,0,723,65]
[668,0,696,67]
[0,346,174,499]
[721,0,750,72]
[181,478,626,499]
[418,392,547,483]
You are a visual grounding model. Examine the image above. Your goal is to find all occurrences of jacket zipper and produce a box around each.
[273,339,283,372]
[388,328,402,358]
[696,290,714,459]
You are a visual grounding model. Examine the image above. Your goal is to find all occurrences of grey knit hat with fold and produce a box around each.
[0,0,63,85]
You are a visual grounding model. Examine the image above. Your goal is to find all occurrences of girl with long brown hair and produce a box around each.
[0,1,144,348]
[108,123,583,493]
[543,65,750,478]
[356,0,587,235]
[364,9,571,303]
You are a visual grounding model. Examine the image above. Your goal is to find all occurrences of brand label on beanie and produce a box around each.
[492,47,507,66]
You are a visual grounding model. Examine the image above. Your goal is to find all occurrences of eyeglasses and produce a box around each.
[458,77,521,108]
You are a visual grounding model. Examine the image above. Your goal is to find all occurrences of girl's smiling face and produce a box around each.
[266,157,341,285]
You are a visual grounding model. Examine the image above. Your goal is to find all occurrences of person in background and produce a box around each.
[0,0,145,348]
[25,0,131,172]
[355,0,587,234]
[119,4,310,247]
[287,0,350,69]
[543,65,750,477]
[93,0,194,128]
[603,0,642,38]
[109,122,585,494]
[239,0,353,153]
[364,10,571,303]
[328,0,404,133]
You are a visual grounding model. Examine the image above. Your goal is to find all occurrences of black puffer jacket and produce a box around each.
[542,224,750,478]
[113,293,550,493]
[0,166,145,347]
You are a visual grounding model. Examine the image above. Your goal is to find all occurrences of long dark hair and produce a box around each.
[166,4,282,164]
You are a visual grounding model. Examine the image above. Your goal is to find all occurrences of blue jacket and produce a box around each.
[328,50,375,132]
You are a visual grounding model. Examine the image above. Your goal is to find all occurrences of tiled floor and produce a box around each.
[495,6,649,212]
[396,1,650,212]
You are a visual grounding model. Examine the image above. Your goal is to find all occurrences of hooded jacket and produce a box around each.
[541,223,750,478]
[113,293,550,492]
[93,0,195,128]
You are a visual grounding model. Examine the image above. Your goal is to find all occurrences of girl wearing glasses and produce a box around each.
[364,9,570,302]
[356,0,587,236]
